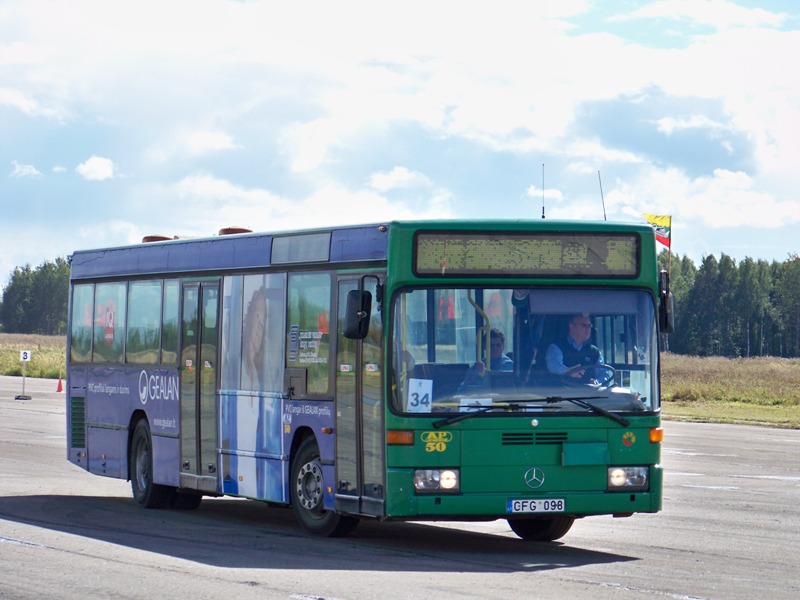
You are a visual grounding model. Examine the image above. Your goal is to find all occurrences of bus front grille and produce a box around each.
[501,432,567,446]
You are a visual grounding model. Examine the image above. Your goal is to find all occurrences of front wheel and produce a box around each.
[130,420,174,508]
[507,516,575,541]
[291,437,359,537]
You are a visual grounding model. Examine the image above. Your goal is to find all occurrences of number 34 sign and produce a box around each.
[20,350,32,362]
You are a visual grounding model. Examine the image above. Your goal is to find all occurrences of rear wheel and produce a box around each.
[130,420,173,508]
[291,437,359,537]
[507,516,575,541]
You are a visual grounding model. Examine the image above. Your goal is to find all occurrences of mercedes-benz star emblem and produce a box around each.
[524,467,545,489]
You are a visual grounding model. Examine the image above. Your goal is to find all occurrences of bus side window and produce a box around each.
[70,284,94,362]
[242,273,286,393]
[93,282,126,363]
[287,272,332,396]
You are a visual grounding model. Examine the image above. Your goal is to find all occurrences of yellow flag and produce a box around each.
[642,214,671,248]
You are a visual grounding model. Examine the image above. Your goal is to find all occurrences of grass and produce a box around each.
[0,333,66,379]
[1,334,798,428]
[660,353,800,429]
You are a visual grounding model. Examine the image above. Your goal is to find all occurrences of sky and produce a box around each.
[2,0,800,290]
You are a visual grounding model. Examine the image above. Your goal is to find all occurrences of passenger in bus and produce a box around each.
[458,328,513,390]
[545,314,603,382]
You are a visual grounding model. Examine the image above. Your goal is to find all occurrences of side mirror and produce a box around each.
[344,290,372,339]
[659,292,675,333]
[658,270,675,334]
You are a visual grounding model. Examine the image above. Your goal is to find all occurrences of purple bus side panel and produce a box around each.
[282,400,336,510]
[152,435,180,487]
[81,367,180,485]
[86,426,124,478]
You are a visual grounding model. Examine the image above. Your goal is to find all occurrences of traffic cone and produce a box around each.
[56,378,63,393]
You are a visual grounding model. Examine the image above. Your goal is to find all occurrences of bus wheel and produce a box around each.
[130,420,173,509]
[291,437,359,537]
[507,516,575,541]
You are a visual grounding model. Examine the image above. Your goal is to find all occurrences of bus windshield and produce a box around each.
[391,287,659,416]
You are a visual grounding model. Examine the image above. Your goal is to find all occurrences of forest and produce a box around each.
[662,250,800,357]
[1,250,800,359]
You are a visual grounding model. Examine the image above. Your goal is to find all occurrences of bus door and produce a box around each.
[335,278,385,517]
[180,282,220,493]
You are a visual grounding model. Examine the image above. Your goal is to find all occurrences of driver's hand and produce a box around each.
[568,367,584,378]
[476,361,486,376]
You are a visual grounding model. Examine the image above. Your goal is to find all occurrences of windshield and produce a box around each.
[391,287,659,417]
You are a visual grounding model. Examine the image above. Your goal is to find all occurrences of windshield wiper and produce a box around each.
[432,395,630,429]
[432,399,533,429]
[547,396,630,427]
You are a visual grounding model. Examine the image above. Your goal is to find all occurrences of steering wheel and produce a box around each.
[561,363,616,387]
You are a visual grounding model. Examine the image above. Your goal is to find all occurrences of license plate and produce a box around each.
[507,498,565,513]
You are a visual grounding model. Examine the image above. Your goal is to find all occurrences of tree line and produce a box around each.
[662,250,800,357]
[0,258,70,335]
[2,251,800,358]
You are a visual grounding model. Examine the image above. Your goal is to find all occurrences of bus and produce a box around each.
[66,220,673,541]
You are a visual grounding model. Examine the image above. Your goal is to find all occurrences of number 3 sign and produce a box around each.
[20,350,32,362]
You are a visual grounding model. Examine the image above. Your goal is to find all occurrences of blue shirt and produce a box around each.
[545,337,603,375]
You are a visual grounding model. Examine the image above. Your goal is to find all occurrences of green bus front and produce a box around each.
[377,221,664,541]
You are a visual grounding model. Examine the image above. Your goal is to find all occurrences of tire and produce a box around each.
[130,420,174,508]
[291,437,359,537]
[507,516,575,541]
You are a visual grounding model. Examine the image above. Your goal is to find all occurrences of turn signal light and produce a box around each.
[650,427,664,443]
[387,430,414,445]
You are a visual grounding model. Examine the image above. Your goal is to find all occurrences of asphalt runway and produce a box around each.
[1,375,798,599]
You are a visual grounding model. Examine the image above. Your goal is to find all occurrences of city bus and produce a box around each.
[66,219,672,541]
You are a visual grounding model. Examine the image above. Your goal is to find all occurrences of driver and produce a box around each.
[545,314,603,381]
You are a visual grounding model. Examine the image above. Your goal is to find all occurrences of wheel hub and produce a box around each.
[296,460,323,510]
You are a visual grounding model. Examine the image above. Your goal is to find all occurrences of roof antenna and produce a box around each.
[541,163,546,219]
[598,170,607,221]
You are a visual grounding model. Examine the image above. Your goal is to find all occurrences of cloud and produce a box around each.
[655,115,728,135]
[185,131,240,155]
[526,185,565,204]
[614,166,800,229]
[75,156,116,181]
[572,87,755,178]
[281,118,347,174]
[128,173,454,239]
[295,182,453,227]
[618,0,788,31]
[146,130,241,163]
[0,87,67,120]
[76,220,142,248]
[367,167,433,192]
[9,160,42,178]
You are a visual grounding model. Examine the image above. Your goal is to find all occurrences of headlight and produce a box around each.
[607,466,649,491]
[414,469,460,494]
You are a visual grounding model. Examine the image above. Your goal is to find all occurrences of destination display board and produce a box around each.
[414,232,640,277]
